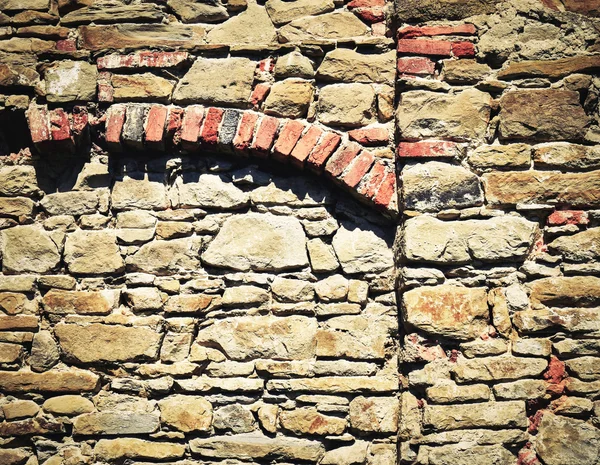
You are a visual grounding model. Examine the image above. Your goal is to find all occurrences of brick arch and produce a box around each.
[25,103,398,217]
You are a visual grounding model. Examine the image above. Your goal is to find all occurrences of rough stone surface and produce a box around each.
[332,221,394,274]
[44,61,97,103]
[1,225,60,273]
[158,395,212,432]
[318,83,376,128]
[64,230,124,275]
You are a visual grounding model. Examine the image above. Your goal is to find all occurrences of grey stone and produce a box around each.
[29,331,59,372]
[213,404,255,433]
[1,225,60,273]
[64,229,124,275]
[318,83,376,128]
[172,173,249,210]
[332,221,394,274]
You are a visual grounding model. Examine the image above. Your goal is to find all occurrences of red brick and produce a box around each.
[348,0,385,6]
[307,132,342,173]
[258,57,275,73]
[200,107,224,146]
[252,116,280,158]
[97,71,113,103]
[397,56,436,75]
[166,107,183,146]
[71,106,89,139]
[325,142,362,179]
[144,105,168,150]
[397,141,460,158]
[452,41,476,57]
[233,111,259,154]
[250,83,271,109]
[398,24,477,39]
[290,126,323,168]
[397,39,452,56]
[272,120,305,162]
[547,210,589,226]
[105,105,126,151]
[49,108,72,142]
[26,104,50,146]
[56,39,76,51]
[348,127,389,146]
[341,150,375,188]
[180,105,204,150]
[374,171,397,209]
[358,160,387,198]
[98,51,188,70]
[352,6,385,22]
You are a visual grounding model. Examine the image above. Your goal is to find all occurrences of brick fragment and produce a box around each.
[347,0,385,7]
[166,107,183,147]
[56,39,76,51]
[26,104,50,147]
[325,142,362,179]
[547,210,589,226]
[250,83,271,109]
[144,105,168,150]
[398,24,477,38]
[49,108,72,142]
[233,111,259,154]
[452,41,476,57]
[218,109,241,148]
[397,56,436,76]
[290,126,323,169]
[97,71,114,103]
[71,106,89,144]
[252,116,280,158]
[397,141,460,158]
[122,105,148,150]
[200,107,224,146]
[341,150,375,188]
[358,160,387,199]
[98,51,189,70]
[180,105,204,150]
[272,120,305,162]
[397,39,452,56]
[104,104,126,151]
[348,127,389,146]
[351,7,385,22]
[374,171,397,210]
[306,132,342,173]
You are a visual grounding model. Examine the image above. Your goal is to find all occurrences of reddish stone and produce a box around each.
[352,7,385,22]
[180,105,204,150]
[98,51,188,70]
[97,71,113,103]
[371,21,386,37]
[324,142,361,179]
[258,57,275,73]
[252,116,279,157]
[544,355,567,396]
[144,105,168,149]
[398,24,477,39]
[373,171,397,209]
[547,210,589,226]
[397,56,436,75]
[290,126,323,168]
[71,106,89,139]
[166,107,183,146]
[200,107,224,146]
[49,108,72,142]
[528,410,546,434]
[348,127,389,146]
[397,141,460,158]
[233,111,259,154]
[104,104,126,151]
[272,120,305,162]
[358,160,387,198]
[306,132,342,173]
[348,0,385,6]
[26,104,50,146]
[517,444,541,465]
[56,39,76,51]
[397,39,452,56]
[452,41,476,57]
[341,150,375,188]
[249,83,271,109]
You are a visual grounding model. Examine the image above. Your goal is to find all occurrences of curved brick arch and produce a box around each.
[25,102,398,217]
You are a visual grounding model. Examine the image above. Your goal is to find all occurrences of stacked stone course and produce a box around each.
[0,0,599,464]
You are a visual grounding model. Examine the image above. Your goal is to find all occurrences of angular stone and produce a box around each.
[397,89,492,141]
[173,173,249,210]
[128,237,202,275]
[214,404,255,433]
[2,400,39,421]
[318,83,376,128]
[468,143,531,169]
[29,331,59,372]
[265,0,334,25]
[206,3,277,46]
[0,368,99,392]
[453,355,548,382]
[42,395,94,416]
[158,395,212,432]
[317,49,395,85]
[124,287,163,311]
[64,229,124,275]
[529,277,600,309]
[111,73,174,103]
[396,0,496,21]
[315,274,348,302]
[0,315,38,331]
[427,381,490,404]
[536,412,599,465]
[202,213,309,272]
[267,376,398,393]
[280,407,346,435]
[195,315,317,361]
[321,441,368,465]
[279,11,369,42]
[0,416,64,436]
[54,323,161,363]
[418,444,516,465]
[307,238,339,272]
[442,59,491,84]
[0,342,23,364]
[403,285,489,340]
[332,221,394,274]
[1,225,60,274]
[402,161,483,211]
[566,356,600,381]
[274,51,314,79]
[95,438,185,461]
[42,289,118,315]
[499,90,589,141]
[402,215,538,264]
[176,376,263,393]
[482,170,600,207]
[250,177,332,206]
[0,166,39,197]
[264,78,314,118]
[513,307,600,333]
[512,338,551,357]
[222,285,269,306]
[167,0,228,23]
[271,277,314,302]
[534,143,600,170]
[548,228,600,262]
[112,177,168,211]
[554,338,600,357]
[40,191,98,216]
[165,294,214,314]
[0,449,31,465]
[190,433,325,461]
[349,396,398,432]
[0,197,35,217]
[498,55,600,80]
[73,412,159,435]
[492,379,547,400]
[424,401,527,431]
[44,61,97,103]
[460,339,508,358]
[60,4,164,25]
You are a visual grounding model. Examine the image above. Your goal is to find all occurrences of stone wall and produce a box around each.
[0,0,599,464]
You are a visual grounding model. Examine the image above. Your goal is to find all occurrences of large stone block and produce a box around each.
[265,0,334,25]
[195,315,317,361]
[278,11,369,42]
[172,173,249,210]
[64,230,124,275]
[424,401,527,431]
[42,289,119,315]
[332,221,394,274]
[72,412,160,435]
[349,396,398,433]
[264,78,314,119]
[127,237,202,275]
[317,49,395,85]
[44,61,97,103]
[202,213,309,272]
[0,368,99,392]
[95,438,185,461]
[112,176,168,211]
[318,83,375,128]
[206,3,277,46]
[0,166,39,197]
[402,285,489,340]
[528,276,600,310]
[1,225,60,273]
[453,355,548,382]
[402,215,538,265]
[395,0,497,21]
[548,228,600,262]
[280,408,346,435]
[158,395,212,432]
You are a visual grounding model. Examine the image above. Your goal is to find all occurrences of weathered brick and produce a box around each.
[180,105,204,150]
[341,150,375,188]
[547,210,589,226]
[166,107,183,146]
[397,141,461,158]
[71,106,89,142]
[233,111,259,154]
[252,115,280,158]
[249,83,271,109]
[397,39,452,56]
[307,132,342,173]
[325,142,362,179]
[348,127,389,146]
[104,104,126,151]
[352,6,385,22]
[98,51,189,70]
[398,24,477,38]
[97,71,114,103]
[144,105,168,150]
[451,41,476,57]
[200,107,224,146]
[272,120,305,162]
[122,105,148,150]
[26,104,50,146]
[290,126,323,168]
[358,160,387,199]
[49,108,72,143]
[397,56,436,76]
